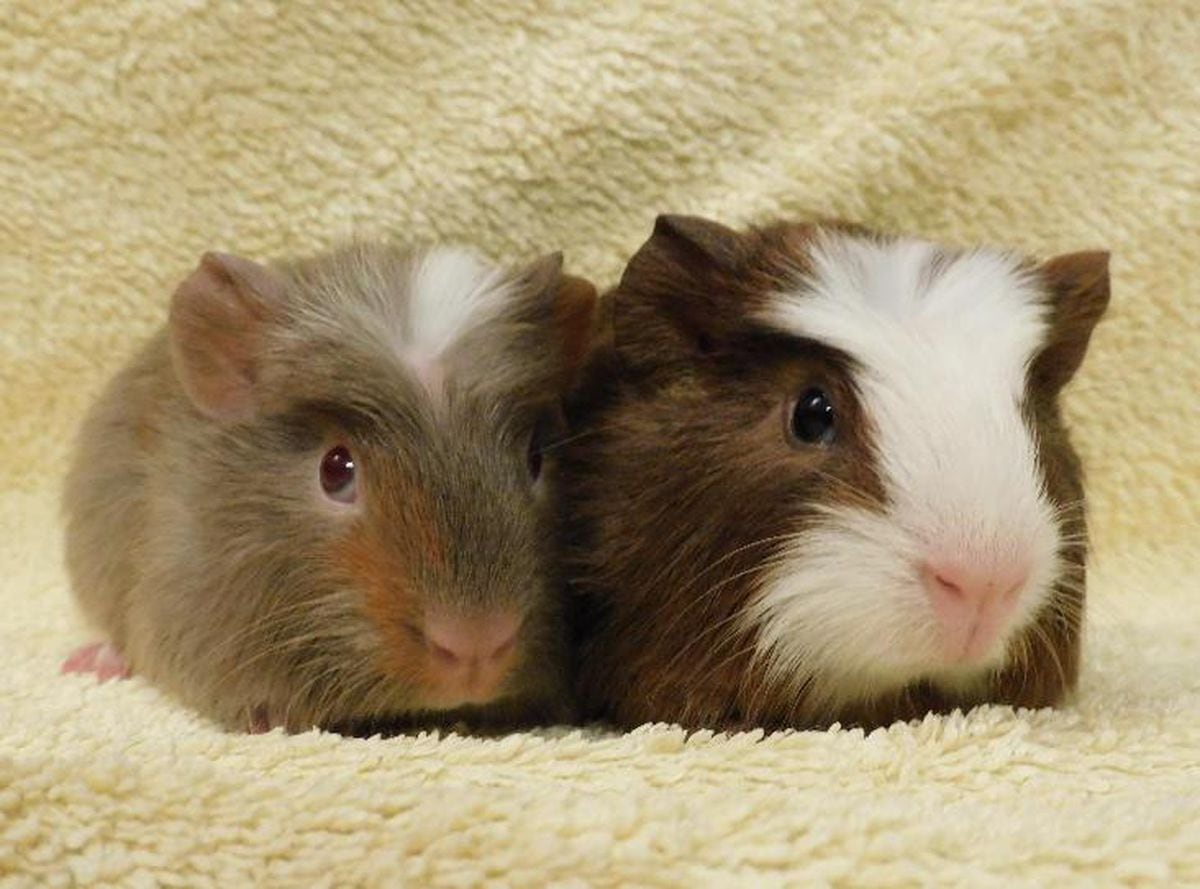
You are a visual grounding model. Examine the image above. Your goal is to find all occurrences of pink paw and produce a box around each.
[61,642,131,682]
[246,704,273,734]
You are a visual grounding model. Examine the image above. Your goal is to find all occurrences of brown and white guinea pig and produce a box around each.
[561,214,1109,732]
[62,240,597,733]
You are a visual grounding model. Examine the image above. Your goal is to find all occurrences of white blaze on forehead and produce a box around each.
[748,232,1063,699]
[764,233,1051,531]
[400,247,513,395]
[406,247,512,356]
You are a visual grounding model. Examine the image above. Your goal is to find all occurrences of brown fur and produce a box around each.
[334,522,426,683]
[562,215,1109,731]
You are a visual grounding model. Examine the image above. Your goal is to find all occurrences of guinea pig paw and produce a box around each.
[246,704,274,734]
[61,642,131,682]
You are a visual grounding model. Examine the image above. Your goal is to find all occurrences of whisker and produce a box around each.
[653,536,799,643]
[208,623,357,695]
[540,427,603,455]
[1026,620,1069,695]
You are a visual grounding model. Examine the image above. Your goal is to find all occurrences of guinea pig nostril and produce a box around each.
[423,612,522,669]
[1002,575,1027,604]
[934,572,965,598]
[921,557,1032,613]
[921,562,968,603]
[428,639,464,666]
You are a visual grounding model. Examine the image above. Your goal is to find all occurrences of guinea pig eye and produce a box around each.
[788,388,836,446]
[319,445,357,503]
[527,422,546,483]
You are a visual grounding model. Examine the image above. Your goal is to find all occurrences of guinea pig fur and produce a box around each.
[62,241,597,733]
[561,214,1109,732]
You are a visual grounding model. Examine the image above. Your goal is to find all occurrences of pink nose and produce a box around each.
[423,612,521,701]
[921,558,1029,662]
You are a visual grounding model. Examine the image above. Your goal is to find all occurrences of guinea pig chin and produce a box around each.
[745,504,1061,702]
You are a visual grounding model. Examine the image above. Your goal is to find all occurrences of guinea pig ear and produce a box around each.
[645,214,743,272]
[1030,250,1111,392]
[616,214,748,351]
[168,251,286,422]
[551,272,600,388]
[511,252,601,389]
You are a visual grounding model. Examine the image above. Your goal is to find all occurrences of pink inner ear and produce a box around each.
[169,252,284,422]
[175,325,260,421]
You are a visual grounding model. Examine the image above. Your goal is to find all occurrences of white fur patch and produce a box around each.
[749,233,1062,703]
[287,244,514,404]
[405,247,511,358]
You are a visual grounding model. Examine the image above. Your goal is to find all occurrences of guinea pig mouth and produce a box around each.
[939,614,1008,667]
[424,668,514,708]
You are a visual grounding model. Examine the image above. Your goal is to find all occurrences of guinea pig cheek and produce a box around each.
[746,509,943,702]
[329,511,448,703]
[743,487,1051,701]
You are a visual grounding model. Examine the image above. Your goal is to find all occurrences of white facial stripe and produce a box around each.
[749,232,1062,698]
[404,246,512,361]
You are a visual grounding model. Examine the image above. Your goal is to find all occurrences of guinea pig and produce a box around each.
[561,214,1109,732]
[61,240,597,733]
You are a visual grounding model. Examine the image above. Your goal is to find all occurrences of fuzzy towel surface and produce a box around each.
[2,1,1198,885]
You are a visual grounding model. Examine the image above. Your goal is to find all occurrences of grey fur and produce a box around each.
[63,241,583,733]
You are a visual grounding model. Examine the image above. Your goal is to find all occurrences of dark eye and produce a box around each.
[527,422,545,483]
[789,388,836,445]
[320,445,357,503]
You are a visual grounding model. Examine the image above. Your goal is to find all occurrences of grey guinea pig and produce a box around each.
[561,215,1109,732]
[62,240,598,733]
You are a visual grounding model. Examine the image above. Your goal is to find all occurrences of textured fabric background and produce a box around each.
[2,1,1198,885]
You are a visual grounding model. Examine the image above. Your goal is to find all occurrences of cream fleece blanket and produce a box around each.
[2,1,1198,885]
